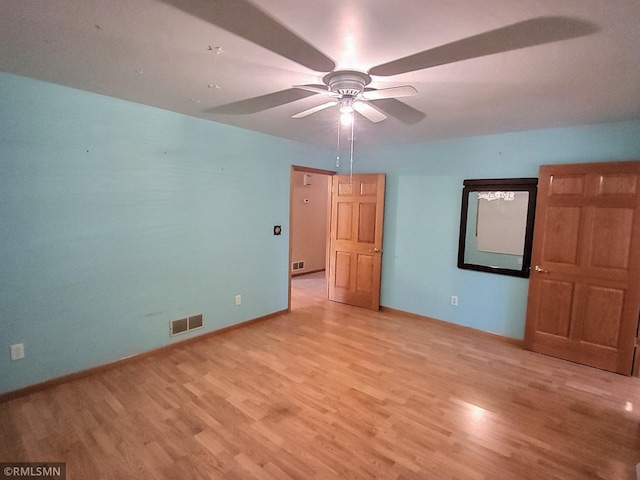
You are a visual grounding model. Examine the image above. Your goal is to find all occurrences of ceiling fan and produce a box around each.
[291,70,418,125]
[161,0,597,125]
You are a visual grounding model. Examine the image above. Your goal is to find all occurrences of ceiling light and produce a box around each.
[339,97,354,126]
[340,111,353,127]
[339,97,354,114]
[335,98,356,183]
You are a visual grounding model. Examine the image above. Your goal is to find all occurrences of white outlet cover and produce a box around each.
[11,343,24,360]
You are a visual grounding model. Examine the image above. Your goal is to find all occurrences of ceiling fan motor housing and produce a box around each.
[324,71,372,97]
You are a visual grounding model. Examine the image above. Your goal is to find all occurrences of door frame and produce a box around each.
[288,165,335,311]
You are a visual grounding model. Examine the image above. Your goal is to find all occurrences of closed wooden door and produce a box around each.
[328,174,385,310]
[524,161,640,375]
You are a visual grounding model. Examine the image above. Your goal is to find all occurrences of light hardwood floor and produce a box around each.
[1,271,639,479]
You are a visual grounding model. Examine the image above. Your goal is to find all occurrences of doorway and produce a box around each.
[288,168,388,312]
[288,165,334,310]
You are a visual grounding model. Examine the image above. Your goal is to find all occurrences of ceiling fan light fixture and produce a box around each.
[340,110,354,126]
[339,97,354,113]
[339,96,355,125]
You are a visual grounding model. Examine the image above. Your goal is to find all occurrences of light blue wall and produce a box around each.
[2,71,639,395]
[350,121,640,339]
[0,73,330,394]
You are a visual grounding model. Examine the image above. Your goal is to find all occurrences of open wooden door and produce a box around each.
[524,161,640,375]
[328,174,385,310]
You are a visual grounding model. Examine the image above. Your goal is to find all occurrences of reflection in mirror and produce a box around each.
[458,179,537,278]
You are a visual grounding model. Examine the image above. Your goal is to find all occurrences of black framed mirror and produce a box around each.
[457,178,537,278]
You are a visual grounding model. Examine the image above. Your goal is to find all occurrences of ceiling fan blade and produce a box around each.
[292,101,339,118]
[205,88,317,115]
[359,85,417,101]
[369,99,426,125]
[160,0,335,72]
[369,16,598,76]
[353,102,387,123]
[292,84,338,97]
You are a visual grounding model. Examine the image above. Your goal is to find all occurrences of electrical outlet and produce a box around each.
[235,294,242,305]
[451,295,459,307]
[11,343,24,361]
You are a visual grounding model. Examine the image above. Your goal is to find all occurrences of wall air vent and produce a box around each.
[292,261,305,271]
[170,317,188,336]
[170,314,204,337]
[188,314,203,331]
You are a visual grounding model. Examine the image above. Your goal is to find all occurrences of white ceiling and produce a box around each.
[1,0,639,148]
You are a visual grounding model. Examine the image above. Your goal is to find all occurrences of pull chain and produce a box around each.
[336,118,341,168]
[349,112,355,185]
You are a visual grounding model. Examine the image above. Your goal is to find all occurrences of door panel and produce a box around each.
[336,203,353,240]
[536,279,573,336]
[329,174,385,310]
[335,252,351,288]
[542,206,582,264]
[549,173,586,195]
[597,173,637,196]
[358,203,377,243]
[581,285,624,347]
[589,208,633,270]
[356,254,374,293]
[525,161,640,375]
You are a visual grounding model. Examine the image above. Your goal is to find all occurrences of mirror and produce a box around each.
[457,178,537,278]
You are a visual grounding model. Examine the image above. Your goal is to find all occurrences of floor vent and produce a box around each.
[292,261,305,271]
[170,314,203,337]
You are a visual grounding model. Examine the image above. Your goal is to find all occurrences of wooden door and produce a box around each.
[524,161,640,375]
[328,174,385,310]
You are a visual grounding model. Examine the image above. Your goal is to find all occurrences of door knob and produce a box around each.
[534,265,550,274]
[369,247,381,253]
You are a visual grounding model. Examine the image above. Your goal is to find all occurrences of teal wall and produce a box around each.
[349,121,640,338]
[0,73,330,394]
[2,71,639,395]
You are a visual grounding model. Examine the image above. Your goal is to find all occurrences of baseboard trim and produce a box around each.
[0,309,287,404]
[292,269,325,277]
[379,306,524,347]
